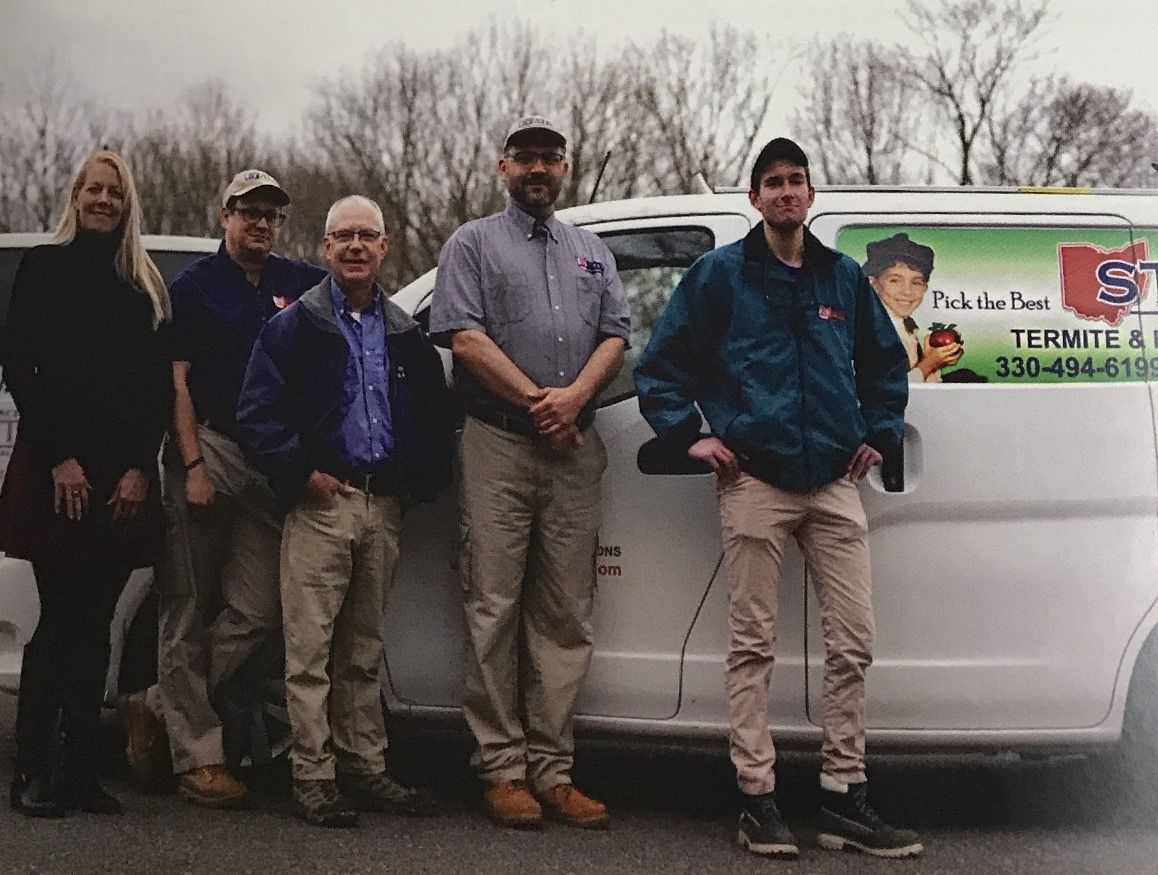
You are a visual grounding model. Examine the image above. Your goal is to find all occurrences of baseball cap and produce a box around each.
[503,115,567,151]
[221,169,290,208]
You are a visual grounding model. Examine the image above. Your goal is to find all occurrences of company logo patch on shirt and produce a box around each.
[818,304,845,322]
[272,294,291,310]
[577,257,604,275]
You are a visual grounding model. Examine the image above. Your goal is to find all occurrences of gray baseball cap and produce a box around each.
[221,169,290,208]
[504,115,567,150]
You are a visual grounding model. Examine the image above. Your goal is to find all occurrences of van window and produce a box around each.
[836,225,1153,384]
[151,248,212,285]
[596,227,714,405]
[0,246,209,339]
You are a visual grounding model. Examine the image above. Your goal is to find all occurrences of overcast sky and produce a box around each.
[3,0,1157,139]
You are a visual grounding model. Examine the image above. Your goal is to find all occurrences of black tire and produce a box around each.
[1112,627,1158,778]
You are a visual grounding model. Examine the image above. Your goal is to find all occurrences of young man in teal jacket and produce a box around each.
[634,138,920,859]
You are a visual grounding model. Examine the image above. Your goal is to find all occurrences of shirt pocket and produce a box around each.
[574,274,602,328]
[485,271,532,326]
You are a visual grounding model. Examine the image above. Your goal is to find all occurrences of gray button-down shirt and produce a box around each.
[430,199,631,421]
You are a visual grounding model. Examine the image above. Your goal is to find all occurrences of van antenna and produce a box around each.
[589,150,613,204]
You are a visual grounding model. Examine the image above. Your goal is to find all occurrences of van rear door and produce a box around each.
[807,212,1158,732]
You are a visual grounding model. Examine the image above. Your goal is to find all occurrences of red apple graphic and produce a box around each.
[928,322,962,348]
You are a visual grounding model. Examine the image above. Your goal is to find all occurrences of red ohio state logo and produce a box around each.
[1058,240,1155,326]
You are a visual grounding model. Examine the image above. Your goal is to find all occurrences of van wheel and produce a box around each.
[1114,629,1158,775]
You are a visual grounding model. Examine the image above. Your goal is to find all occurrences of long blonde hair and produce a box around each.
[53,150,171,326]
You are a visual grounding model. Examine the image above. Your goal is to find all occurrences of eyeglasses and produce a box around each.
[230,206,287,227]
[326,228,384,244]
[505,150,566,168]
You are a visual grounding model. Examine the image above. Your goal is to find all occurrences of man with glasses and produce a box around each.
[430,116,630,829]
[123,170,325,809]
[238,195,453,827]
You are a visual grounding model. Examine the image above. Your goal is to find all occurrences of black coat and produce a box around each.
[0,231,172,566]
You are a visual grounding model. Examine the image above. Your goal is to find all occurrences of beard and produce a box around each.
[767,217,804,234]
[509,174,562,211]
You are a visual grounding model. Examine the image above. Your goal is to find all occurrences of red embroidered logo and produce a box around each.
[818,304,845,322]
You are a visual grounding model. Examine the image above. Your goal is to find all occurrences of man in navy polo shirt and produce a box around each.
[123,170,326,809]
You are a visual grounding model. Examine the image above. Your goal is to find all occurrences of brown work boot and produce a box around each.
[537,783,609,828]
[121,689,165,789]
[178,764,249,809]
[483,779,542,828]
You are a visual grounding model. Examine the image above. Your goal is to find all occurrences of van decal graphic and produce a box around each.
[1058,240,1153,326]
[836,225,1158,384]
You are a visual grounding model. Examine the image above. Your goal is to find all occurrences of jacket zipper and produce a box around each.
[788,265,811,486]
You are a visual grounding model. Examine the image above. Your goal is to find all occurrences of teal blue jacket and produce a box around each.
[634,224,908,493]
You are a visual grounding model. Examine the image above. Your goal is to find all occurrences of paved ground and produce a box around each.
[3,692,1157,873]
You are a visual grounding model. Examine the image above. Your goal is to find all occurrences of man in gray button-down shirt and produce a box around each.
[430,115,629,830]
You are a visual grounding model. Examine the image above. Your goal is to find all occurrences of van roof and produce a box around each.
[559,186,1158,227]
[0,233,219,252]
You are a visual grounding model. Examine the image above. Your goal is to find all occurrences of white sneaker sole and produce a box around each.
[738,829,799,857]
[817,832,924,858]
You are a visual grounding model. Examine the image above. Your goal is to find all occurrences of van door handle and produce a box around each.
[637,436,712,475]
[881,440,904,493]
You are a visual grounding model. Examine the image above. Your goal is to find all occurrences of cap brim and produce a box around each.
[504,128,566,150]
[229,183,291,207]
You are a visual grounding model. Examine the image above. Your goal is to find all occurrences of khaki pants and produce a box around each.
[459,417,606,792]
[280,488,401,782]
[156,426,282,773]
[719,473,874,795]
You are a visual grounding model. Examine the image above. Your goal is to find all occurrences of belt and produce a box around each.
[467,405,596,438]
[467,407,540,437]
[328,468,399,496]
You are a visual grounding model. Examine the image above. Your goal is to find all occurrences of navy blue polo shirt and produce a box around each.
[167,243,327,439]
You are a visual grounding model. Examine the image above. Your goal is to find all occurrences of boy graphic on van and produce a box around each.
[863,233,963,383]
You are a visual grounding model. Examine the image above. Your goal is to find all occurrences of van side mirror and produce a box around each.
[637,436,712,475]
[881,440,904,493]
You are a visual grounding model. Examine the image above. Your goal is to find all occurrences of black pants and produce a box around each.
[14,559,130,778]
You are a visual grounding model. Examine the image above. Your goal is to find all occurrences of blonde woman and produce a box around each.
[0,150,172,817]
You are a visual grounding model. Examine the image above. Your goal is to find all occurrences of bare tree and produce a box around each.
[793,37,924,184]
[129,79,261,236]
[635,24,781,191]
[305,22,653,287]
[985,76,1157,187]
[0,62,108,231]
[903,0,1049,184]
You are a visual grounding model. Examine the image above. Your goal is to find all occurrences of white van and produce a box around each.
[384,185,1158,759]
[5,189,1158,763]
[0,234,219,695]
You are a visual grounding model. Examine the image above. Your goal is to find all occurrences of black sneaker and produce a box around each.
[337,771,437,817]
[9,774,66,819]
[737,792,799,857]
[292,779,359,828]
[818,783,922,858]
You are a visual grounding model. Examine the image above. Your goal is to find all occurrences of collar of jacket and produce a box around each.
[296,276,420,337]
[741,222,838,277]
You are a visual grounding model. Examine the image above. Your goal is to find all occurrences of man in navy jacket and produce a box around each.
[237,195,453,828]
